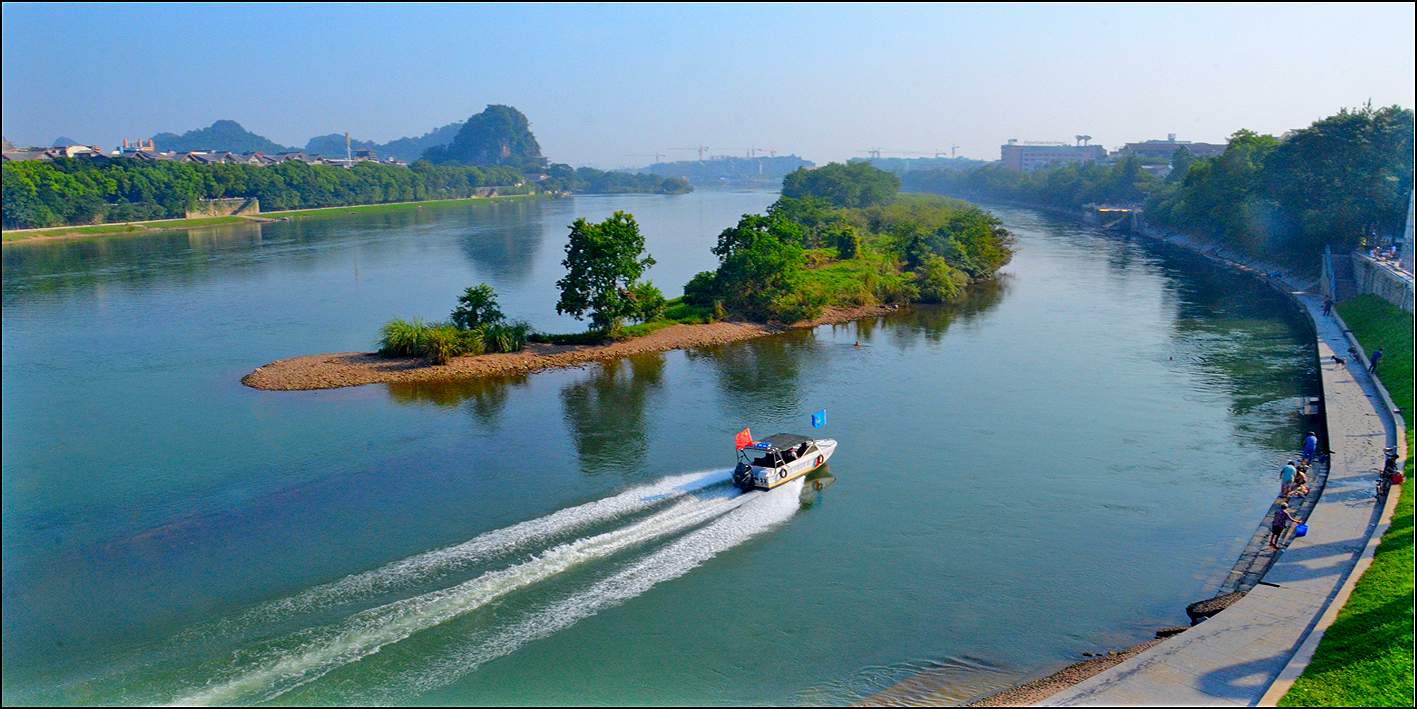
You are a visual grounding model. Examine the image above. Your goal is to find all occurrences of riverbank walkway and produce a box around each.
[1039,283,1405,705]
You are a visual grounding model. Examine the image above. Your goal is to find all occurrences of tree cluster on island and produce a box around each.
[375,161,1017,363]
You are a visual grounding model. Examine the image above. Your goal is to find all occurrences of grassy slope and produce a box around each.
[1,194,549,244]
[1279,294,1414,706]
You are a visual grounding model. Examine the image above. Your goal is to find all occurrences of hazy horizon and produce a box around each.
[3,3,1413,169]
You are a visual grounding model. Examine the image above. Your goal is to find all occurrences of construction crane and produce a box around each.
[623,152,666,164]
[669,146,710,161]
[862,148,883,159]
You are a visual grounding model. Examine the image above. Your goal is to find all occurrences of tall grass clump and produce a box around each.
[379,317,430,357]
[484,321,530,353]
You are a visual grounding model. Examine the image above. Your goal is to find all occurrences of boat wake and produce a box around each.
[151,469,800,706]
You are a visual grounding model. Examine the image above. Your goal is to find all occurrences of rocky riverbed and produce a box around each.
[243,305,899,391]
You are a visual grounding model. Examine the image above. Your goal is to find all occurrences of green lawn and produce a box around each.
[1279,295,1414,706]
[260,193,544,219]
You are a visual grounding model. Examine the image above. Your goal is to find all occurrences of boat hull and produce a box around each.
[748,439,836,490]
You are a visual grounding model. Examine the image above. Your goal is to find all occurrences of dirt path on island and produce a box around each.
[243,305,898,391]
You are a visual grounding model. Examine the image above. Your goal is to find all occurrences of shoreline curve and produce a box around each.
[242,304,900,391]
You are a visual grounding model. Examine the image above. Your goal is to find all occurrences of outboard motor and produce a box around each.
[732,462,754,491]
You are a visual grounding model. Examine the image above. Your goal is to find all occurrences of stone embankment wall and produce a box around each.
[1351,252,1415,313]
[186,197,259,218]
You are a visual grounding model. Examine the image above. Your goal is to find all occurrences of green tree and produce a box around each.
[555,212,657,331]
[450,284,506,330]
[1261,104,1415,255]
[708,214,807,320]
[782,162,901,208]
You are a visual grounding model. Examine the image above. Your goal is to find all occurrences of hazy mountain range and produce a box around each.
[129,119,466,162]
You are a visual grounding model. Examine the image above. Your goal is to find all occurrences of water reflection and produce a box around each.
[880,279,1010,348]
[384,375,530,431]
[1,223,266,298]
[455,199,549,281]
[559,354,666,475]
[689,329,823,419]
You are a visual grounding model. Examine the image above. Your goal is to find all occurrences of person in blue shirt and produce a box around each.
[1368,348,1384,374]
[1280,460,1297,496]
[1302,432,1318,465]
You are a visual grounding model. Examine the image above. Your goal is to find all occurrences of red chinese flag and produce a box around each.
[734,428,753,450]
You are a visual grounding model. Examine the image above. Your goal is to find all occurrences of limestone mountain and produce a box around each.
[151,120,296,154]
[421,105,545,170]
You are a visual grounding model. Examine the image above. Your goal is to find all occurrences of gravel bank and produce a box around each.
[243,305,899,391]
[961,639,1164,706]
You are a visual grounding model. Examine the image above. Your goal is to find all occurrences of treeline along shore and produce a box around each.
[2,105,691,231]
[1,157,688,231]
[244,161,1017,390]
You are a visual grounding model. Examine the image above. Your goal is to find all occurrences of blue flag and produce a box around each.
[812,410,826,428]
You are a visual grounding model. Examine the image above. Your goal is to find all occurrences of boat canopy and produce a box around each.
[745,433,814,453]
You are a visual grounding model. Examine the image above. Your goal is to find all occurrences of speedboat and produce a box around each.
[731,433,837,491]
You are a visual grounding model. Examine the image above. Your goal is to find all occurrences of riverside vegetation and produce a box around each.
[903,104,1413,269]
[373,161,1015,364]
[1,105,689,230]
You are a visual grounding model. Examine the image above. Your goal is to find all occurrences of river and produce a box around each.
[1,191,1318,705]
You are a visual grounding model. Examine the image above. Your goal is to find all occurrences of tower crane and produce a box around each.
[669,146,710,161]
[623,152,666,164]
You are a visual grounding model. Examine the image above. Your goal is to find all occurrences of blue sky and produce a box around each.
[3,3,1413,167]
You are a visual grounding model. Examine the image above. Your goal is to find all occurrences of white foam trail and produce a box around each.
[171,482,747,706]
[389,479,804,702]
[215,469,731,630]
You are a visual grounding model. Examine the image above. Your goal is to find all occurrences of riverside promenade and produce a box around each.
[1039,261,1406,704]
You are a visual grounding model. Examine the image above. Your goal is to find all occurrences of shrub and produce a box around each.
[681,271,718,307]
[628,281,667,323]
[450,284,506,329]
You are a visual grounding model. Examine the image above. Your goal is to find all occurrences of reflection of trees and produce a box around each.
[1,223,265,299]
[385,375,529,430]
[1148,243,1318,450]
[883,277,1009,348]
[559,354,665,475]
[689,329,823,419]
[457,200,547,282]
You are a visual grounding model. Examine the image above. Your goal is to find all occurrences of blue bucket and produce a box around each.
[1294,523,1308,537]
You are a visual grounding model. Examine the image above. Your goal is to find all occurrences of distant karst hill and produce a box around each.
[151,120,297,154]
[421,105,545,170]
[304,121,465,163]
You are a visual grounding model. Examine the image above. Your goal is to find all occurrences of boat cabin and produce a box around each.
[739,433,818,469]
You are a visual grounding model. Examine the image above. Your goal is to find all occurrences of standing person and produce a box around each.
[1322,297,1334,316]
[1269,501,1303,548]
[1368,348,1384,374]
[1302,432,1319,465]
[1280,460,1297,496]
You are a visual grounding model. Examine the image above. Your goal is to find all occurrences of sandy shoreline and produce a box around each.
[242,305,899,391]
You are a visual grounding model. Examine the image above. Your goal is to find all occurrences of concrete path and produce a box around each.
[1038,290,1403,706]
